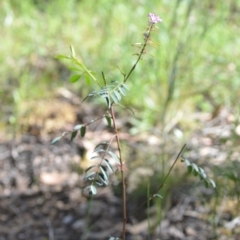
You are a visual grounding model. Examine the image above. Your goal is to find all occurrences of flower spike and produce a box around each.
[148,13,162,24]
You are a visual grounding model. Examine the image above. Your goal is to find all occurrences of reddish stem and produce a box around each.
[110,105,127,240]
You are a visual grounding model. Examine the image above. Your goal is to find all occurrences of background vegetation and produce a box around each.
[1,0,239,130]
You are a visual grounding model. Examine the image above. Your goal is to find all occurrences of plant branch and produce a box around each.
[110,105,127,240]
[124,23,155,83]
[130,143,186,216]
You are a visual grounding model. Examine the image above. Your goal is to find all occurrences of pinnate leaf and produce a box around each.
[181,158,216,188]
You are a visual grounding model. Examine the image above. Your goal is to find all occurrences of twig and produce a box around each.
[130,144,186,216]
[110,105,127,240]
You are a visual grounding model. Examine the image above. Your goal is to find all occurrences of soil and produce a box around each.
[0,92,239,240]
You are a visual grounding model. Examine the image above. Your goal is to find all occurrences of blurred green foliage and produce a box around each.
[0,0,239,129]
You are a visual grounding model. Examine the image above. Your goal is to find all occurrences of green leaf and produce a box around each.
[81,126,86,137]
[119,86,126,96]
[153,193,163,199]
[98,173,109,185]
[55,54,70,59]
[85,165,97,173]
[204,180,209,188]
[93,149,105,155]
[113,90,121,101]
[69,66,82,72]
[70,45,75,57]
[110,92,118,104]
[90,185,97,195]
[96,180,104,186]
[70,74,81,83]
[90,156,101,160]
[84,73,91,85]
[82,186,91,193]
[100,165,109,179]
[94,142,108,151]
[105,115,112,127]
[84,172,96,181]
[51,136,61,144]
[193,169,198,176]
[181,159,192,173]
[71,131,78,141]
[74,60,84,68]
[100,93,108,99]
[104,159,114,173]
[187,165,192,174]
[184,159,191,166]
[108,151,120,164]
[208,178,216,188]
[84,185,97,196]
[192,163,198,170]
[182,158,216,189]
[198,167,205,175]
[192,163,199,175]
[73,124,83,131]
[199,167,207,179]
[121,83,129,90]
[105,96,111,108]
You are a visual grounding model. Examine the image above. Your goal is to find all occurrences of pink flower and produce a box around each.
[148,13,162,24]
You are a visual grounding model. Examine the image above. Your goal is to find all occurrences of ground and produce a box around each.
[0,91,239,240]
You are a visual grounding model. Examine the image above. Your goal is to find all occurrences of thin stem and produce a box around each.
[102,72,127,239]
[72,57,98,83]
[130,144,186,216]
[124,23,155,83]
[110,105,127,240]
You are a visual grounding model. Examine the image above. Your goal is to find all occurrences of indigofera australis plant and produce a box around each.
[52,13,216,240]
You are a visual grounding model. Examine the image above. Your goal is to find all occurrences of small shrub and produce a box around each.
[52,12,216,240]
